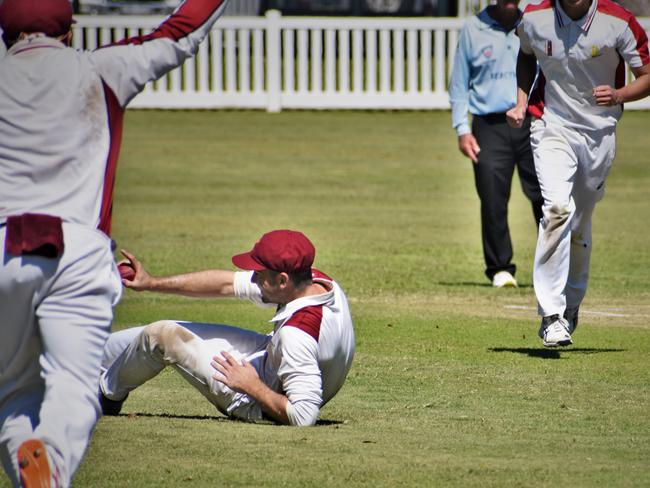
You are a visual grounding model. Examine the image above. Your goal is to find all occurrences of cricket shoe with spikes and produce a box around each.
[17,439,52,488]
[538,314,573,347]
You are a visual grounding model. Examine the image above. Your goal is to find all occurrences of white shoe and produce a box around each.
[492,271,518,288]
[538,315,573,347]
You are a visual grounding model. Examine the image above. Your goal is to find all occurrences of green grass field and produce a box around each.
[45,110,650,486]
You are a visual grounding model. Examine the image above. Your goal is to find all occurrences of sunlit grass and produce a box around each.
[65,110,650,487]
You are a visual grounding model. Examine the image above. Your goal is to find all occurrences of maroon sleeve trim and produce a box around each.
[597,0,649,66]
[527,72,545,119]
[627,16,650,65]
[98,81,125,236]
[596,0,634,22]
[284,306,324,342]
[115,0,225,46]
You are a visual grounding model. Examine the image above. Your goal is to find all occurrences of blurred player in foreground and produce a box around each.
[506,0,650,346]
[100,230,355,427]
[0,0,229,485]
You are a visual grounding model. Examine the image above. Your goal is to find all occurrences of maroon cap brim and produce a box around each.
[231,251,267,271]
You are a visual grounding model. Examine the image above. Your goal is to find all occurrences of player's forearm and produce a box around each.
[618,72,650,104]
[515,50,538,103]
[145,269,235,297]
[450,100,471,136]
[245,380,291,425]
[514,87,529,110]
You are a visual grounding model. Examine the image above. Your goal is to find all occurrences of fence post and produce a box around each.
[266,9,282,113]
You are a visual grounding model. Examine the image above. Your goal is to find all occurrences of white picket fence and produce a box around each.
[73,12,650,111]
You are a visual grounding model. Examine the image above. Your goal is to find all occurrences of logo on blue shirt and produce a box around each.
[481,45,493,58]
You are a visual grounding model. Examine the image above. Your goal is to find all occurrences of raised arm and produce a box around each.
[119,249,236,298]
[91,0,229,107]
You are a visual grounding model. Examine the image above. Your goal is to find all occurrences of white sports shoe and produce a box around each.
[538,315,573,347]
[492,271,518,288]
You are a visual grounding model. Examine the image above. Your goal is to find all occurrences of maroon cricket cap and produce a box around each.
[232,230,316,273]
[0,0,74,42]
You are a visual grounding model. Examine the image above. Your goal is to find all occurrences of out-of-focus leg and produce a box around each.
[530,120,578,317]
[0,226,52,486]
[565,128,615,314]
[0,392,43,487]
[514,117,544,227]
[32,225,120,487]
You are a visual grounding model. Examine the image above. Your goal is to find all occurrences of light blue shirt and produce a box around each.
[449,8,522,136]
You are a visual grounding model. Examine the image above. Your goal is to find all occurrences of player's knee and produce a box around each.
[570,232,590,249]
[543,201,573,232]
[142,320,193,350]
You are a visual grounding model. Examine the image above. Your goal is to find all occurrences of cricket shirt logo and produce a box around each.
[591,45,601,57]
[480,45,493,59]
[546,40,553,56]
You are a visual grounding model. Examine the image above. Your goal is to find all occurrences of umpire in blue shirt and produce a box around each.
[449,0,543,288]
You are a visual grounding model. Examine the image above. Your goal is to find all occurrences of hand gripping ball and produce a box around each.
[118,262,136,281]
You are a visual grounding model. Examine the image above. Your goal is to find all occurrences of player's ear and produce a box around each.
[277,272,290,288]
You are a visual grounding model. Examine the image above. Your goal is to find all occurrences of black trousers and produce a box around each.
[471,113,544,280]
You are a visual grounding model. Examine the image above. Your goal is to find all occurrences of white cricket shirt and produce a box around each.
[518,0,650,131]
[0,0,228,234]
[232,269,356,426]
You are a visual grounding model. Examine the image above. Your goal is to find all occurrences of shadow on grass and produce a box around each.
[315,419,345,426]
[112,412,344,426]
[437,281,533,289]
[116,412,227,421]
[488,347,626,359]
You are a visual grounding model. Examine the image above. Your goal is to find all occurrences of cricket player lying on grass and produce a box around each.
[100,230,355,426]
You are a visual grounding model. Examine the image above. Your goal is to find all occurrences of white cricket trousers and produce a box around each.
[100,321,271,421]
[0,223,122,487]
[529,117,616,317]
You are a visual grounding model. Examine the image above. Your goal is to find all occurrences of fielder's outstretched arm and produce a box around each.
[119,249,236,297]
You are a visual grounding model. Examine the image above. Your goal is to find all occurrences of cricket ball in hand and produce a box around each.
[118,262,136,281]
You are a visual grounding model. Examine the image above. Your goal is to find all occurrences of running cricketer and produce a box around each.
[506,0,650,346]
[0,0,229,486]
